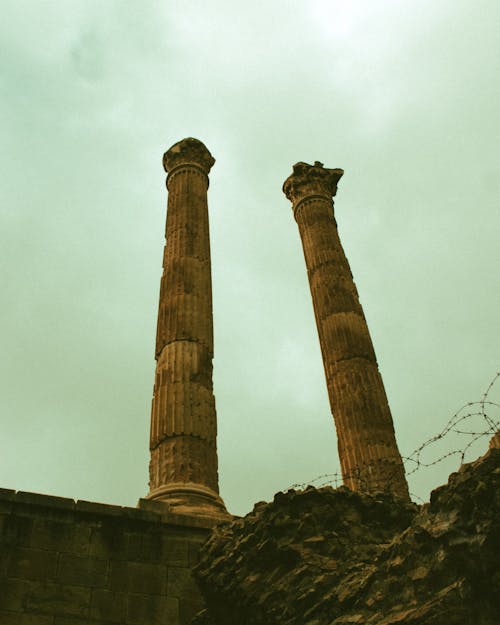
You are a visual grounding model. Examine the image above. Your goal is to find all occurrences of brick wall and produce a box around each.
[0,489,214,625]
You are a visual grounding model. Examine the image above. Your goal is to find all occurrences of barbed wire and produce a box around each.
[402,371,500,474]
[286,372,500,500]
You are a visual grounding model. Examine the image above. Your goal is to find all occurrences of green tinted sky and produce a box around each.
[1,0,499,515]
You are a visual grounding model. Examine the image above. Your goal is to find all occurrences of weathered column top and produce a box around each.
[282,161,344,213]
[163,137,215,181]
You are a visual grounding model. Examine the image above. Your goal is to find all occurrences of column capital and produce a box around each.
[163,137,215,176]
[282,161,344,208]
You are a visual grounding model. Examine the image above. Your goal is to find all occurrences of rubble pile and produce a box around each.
[193,448,500,625]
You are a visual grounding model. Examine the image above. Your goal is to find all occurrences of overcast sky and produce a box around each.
[1,1,499,516]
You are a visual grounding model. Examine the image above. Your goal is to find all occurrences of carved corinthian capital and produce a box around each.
[163,137,215,175]
[282,161,344,210]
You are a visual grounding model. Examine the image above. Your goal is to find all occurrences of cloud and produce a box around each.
[1,0,499,515]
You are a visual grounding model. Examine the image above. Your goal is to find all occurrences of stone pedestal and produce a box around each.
[283,161,409,500]
[148,138,228,519]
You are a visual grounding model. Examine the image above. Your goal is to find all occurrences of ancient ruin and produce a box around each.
[2,137,496,625]
[283,162,409,500]
[193,443,500,625]
[147,138,228,519]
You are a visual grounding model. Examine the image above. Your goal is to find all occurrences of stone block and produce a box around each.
[54,618,102,625]
[124,529,163,563]
[0,546,11,577]
[161,510,219,530]
[1,514,34,547]
[22,581,91,617]
[107,559,128,591]
[90,588,127,622]
[163,536,189,566]
[127,561,167,595]
[31,518,90,555]
[57,553,107,587]
[16,491,75,512]
[126,593,178,625]
[89,522,127,559]
[0,490,15,515]
[0,610,54,625]
[129,530,163,563]
[125,532,142,561]
[28,615,57,625]
[136,498,168,516]
[123,506,161,524]
[1,580,89,621]
[76,500,124,517]
[0,613,17,625]
[0,513,9,538]
[8,546,59,580]
[0,577,30,611]
[167,566,200,600]
[0,488,16,500]
[188,538,207,566]
[0,500,13,515]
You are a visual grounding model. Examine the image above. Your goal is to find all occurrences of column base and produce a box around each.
[144,482,230,521]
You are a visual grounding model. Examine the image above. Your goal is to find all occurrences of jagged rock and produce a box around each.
[193,449,500,625]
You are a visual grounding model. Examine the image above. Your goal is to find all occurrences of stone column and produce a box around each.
[147,137,227,517]
[283,161,409,500]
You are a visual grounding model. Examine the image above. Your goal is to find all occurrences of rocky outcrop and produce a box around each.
[193,448,500,625]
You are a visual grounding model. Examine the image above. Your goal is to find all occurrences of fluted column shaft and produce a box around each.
[148,138,226,515]
[283,162,409,500]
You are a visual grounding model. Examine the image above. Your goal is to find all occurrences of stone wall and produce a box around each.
[0,489,212,625]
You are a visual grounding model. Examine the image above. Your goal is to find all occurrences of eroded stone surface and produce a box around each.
[283,161,409,499]
[193,447,500,625]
